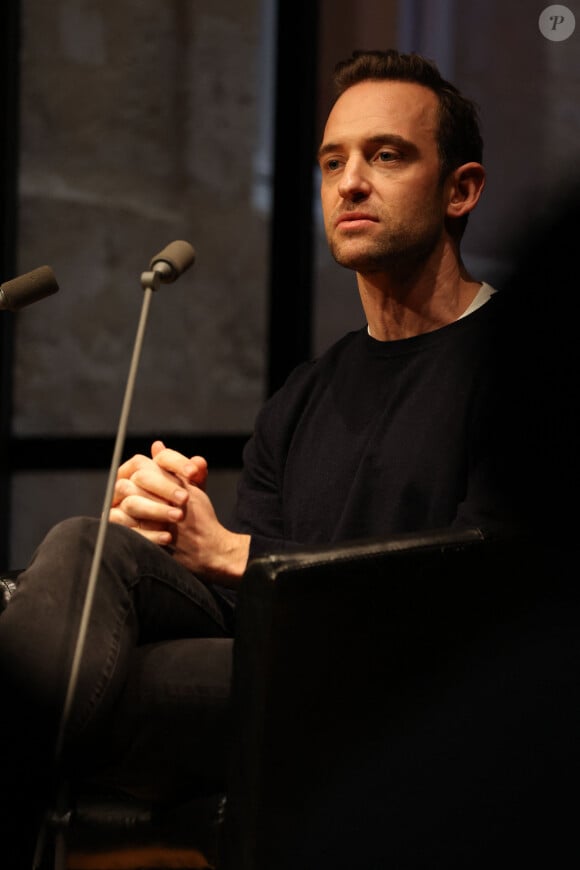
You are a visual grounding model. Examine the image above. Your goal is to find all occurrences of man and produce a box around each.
[0,50,508,865]
[112,50,498,559]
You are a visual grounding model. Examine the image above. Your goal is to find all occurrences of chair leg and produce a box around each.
[31,782,70,870]
[54,829,67,870]
[32,815,50,870]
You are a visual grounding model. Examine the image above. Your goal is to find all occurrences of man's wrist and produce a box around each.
[207,532,251,587]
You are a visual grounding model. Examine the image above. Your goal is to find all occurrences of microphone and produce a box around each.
[148,240,196,284]
[0,265,59,311]
[34,239,196,869]
[49,239,195,766]
[57,240,196,738]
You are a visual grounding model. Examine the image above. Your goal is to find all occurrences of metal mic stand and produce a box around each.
[32,241,195,870]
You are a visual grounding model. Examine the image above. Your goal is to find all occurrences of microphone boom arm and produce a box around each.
[54,242,194,761]
[54,281,154,761]
[33,240,195,869]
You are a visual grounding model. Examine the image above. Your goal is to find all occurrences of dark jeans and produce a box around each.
[0,516,235,804]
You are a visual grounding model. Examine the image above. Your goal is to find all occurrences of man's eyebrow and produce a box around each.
[317,133,413,162]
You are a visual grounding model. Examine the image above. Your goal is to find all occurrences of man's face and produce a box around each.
[318,80,450,274]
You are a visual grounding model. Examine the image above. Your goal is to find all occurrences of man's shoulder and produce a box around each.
[259,328,367,418]
[315,326,368,363]
[283,327,367,385]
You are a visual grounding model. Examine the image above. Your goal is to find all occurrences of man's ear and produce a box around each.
[445,162,486,219]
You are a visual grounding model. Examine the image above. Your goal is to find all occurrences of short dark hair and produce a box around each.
[332,49,483,179]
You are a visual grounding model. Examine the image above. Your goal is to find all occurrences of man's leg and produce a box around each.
[0,515,234,865]
[88,636,233,800]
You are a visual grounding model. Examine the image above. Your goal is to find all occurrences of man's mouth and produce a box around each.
[335,212,378,228]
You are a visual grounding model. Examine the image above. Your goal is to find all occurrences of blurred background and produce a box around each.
[1,0,579,568]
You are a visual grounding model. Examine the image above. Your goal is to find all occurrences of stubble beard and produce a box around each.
[328,221,443,276]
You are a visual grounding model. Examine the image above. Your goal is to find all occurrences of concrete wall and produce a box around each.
[15,0,268,437]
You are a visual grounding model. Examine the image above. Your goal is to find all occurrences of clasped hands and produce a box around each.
[109,440,250,586]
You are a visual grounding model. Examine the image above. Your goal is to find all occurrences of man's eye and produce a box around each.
[378,151,396,162]
[326,158,341,171]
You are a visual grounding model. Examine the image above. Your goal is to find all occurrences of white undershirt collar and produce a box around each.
[366,282,497,336]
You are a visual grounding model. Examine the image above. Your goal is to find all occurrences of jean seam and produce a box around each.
[73,595,132,737]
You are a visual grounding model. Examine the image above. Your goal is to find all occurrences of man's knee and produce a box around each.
[42,515,100,552]
[38,516,140,562]
[22,517,147,601]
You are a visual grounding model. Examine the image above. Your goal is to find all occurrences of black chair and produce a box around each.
[223,526,579,869]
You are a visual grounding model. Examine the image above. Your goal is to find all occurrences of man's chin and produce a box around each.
[329,234,439,275]
[330,245,389,273]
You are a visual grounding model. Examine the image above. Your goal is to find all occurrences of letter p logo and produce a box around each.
[539,5,576,41]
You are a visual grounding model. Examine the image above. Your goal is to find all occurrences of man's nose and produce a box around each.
[338,157,371,200]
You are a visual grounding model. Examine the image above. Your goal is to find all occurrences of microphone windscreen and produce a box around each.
[149,241,196,282]
[0,265,59,311]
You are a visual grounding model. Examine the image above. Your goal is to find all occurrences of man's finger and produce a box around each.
[120,493,184,524]
[117,453,152,481]
[129,467,189,506]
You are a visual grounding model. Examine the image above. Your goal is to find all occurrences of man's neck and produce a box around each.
[358,250,481,341]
